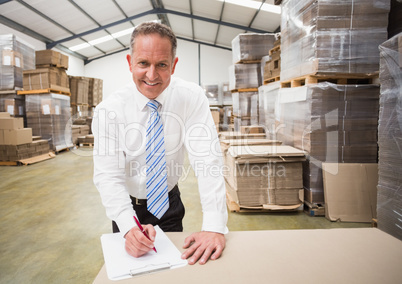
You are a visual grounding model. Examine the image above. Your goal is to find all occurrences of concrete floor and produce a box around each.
[0,149,370,284]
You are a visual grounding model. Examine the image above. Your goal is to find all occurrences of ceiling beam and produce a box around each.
[247,0,265,30]
[214,0,226,45]
[0,15,87,60]
[47,8,270,49]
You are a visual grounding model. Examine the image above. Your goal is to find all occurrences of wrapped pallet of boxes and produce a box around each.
[377,32,402,240]
[0,93,25,118]
[224,145,305,210]
[280,0,390,81]
[232,33,276,64]
[276,82,380,204]
[229,64,261,90]
[258,82,281,140]
[0,34,35,90]
[25,93,73,152]
[231,91,259,131]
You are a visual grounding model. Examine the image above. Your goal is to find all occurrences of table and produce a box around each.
[93,228,402,284]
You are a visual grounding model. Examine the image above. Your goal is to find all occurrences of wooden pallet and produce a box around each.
[35,63,67,69]
[269,45,281,55]
[235,59,262,64]
[226,192,302,213]
[263,76,280,85]
[230,88,259,93]
[17,88,71,96]
[281,73,378,88]
[0,152,55,166]
[303,200,325,217]
[78,142,94,147]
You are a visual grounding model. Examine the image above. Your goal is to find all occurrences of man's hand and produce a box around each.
[181,231,225,265]
[124,224,156,257]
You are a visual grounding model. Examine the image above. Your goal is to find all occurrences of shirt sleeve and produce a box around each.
[92,105,136,236]
[184,88,229,234]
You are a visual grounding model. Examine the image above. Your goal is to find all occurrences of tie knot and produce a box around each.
[147,100,160,112]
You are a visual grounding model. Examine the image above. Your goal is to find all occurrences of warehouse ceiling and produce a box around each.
[0,0,281,64]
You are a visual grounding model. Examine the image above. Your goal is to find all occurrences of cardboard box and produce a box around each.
[2,128,32,145]
[0,117,23,129]
[0,112,10,118]
[23,67,69,91]
[322,163,378,222]
[224,145,306,207]
[35,50,69,69]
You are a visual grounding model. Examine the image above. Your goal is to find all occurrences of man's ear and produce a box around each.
[171,57,179,75]
[126,54,132,72]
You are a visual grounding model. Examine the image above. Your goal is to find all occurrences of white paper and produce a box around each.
[42,105,50,115]
[100,226,187,280]
[7,105,14,115]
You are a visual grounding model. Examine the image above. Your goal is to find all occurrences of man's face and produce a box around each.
[127,34,178,100]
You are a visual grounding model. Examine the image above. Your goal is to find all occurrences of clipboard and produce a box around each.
[100,226,187,280]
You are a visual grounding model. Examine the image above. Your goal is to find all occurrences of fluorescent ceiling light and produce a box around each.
[69,27,135,52]
[217,0,281,14]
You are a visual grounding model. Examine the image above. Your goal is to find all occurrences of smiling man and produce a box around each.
[92,22,228,265]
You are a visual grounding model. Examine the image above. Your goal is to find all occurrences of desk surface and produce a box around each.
[93,228,402,284]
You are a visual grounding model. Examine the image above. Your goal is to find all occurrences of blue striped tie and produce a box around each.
[146,100,169,219]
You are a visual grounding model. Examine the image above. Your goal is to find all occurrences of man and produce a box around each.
[92,22,228,265]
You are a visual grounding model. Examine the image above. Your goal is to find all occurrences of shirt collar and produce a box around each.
[134,81,169,111]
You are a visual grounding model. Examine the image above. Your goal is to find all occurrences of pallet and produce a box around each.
[54,146,73,154]
[35,63,67,69]
[235,59,262,64]
[0,88,23,94]
[269,45,281,55]
[17,88,71,96]
[0,152,55,166]
[304,200,325,217]
[281,73,378,88]
[226,192,302,213]
[78,142,94,147]
[263,76,280,85]
[230,88,259,93]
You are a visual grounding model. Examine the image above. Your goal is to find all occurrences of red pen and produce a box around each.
[133,216,157,253]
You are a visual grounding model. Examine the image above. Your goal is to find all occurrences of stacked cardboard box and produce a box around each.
[258,82,281,140]
[224,144,305,209]
[88,77,103,107]
[0,34,35,90]
[72,124,90,145]
[280,0,390,81]
[232,33,276,63]
[69,76,89,105]
[0,113,49,161]
[25,93,73,152]
[231,91,259,131]
[276,83,380,204]
[22,49,70,93]
[35,50,68,69]
[23,67,69,92]
[229,64,261,90]
[77,134,94,145]
[377,33,402,240]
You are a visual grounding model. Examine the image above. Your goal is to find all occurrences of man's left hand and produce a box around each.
[181,231,225,265]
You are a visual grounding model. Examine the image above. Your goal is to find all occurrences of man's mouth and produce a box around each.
[144,81,158,86]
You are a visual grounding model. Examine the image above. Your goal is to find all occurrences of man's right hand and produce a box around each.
[124,224,156,257]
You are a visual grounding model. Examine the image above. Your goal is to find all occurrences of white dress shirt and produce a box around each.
[92,77,228,235]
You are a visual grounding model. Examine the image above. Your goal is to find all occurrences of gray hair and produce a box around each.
[129,22,177,58]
